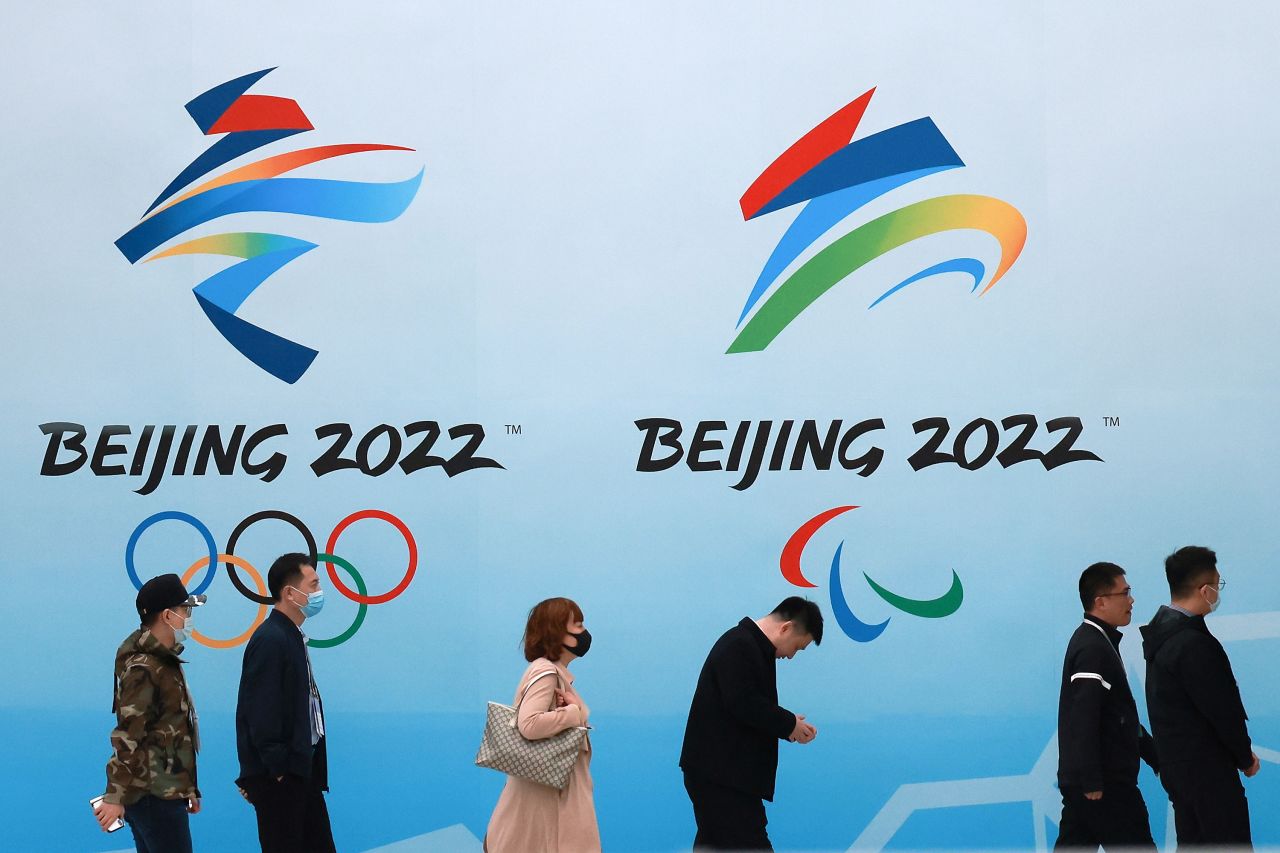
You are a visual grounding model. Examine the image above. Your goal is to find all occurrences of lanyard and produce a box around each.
[1082,619,1125,667]
[302,641,325,741]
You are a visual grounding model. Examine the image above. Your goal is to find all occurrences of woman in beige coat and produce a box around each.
[485,597,600,853]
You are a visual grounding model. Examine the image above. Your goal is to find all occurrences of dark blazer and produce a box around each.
[235,610,328,788]
[1141,605,1252,771]
[1057,614,1157,791]
[680,617,796,801]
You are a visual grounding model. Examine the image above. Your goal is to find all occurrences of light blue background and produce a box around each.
[2,1,1279,850]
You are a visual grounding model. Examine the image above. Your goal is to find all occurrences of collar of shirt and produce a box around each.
[740,617,776,660]
[1082,612,1123,649]
[267,608,307,637]
[1168,603,1196,618]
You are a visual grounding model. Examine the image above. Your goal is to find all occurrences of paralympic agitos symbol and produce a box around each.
[125,509,418,649]
[114,68,423,383]
[730,87,1027,353]
[782,506,963,643]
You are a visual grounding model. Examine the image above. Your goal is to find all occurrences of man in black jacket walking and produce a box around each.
[1055,562,1158,850]
[1141,545,1259,847]
[679,597,822,851]
[235,553,335,853]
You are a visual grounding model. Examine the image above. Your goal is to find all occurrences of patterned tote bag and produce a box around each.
[475,668,589,790]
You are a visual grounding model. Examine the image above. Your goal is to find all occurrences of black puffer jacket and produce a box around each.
[1140,606,1252,770]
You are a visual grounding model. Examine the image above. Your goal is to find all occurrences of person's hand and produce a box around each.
[1084,790,1103,801]
[1244,754,1261,778]
[237,787,250,802]
[789,715,817,744]
[187,798,201,814]
[554,688,572,708]
[94,800,125,832]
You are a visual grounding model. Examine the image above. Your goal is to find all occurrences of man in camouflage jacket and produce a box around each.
[96,573,206,853]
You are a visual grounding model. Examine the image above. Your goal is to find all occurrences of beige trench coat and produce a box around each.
[485,658,600,853]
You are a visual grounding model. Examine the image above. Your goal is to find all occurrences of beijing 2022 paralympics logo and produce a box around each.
[782,506,963,643]
[124,509,418,649]
[114,68,423,383]
[730,87,1027,353]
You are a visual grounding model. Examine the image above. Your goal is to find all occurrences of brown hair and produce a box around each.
[523,597,583,662]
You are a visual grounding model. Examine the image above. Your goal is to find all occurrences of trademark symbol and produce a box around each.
[505,424,523,435]
[1104,416,1120,427]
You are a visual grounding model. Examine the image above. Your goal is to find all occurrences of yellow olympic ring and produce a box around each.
[181,554,268,649]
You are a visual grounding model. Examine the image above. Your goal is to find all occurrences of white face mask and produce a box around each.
[1204,585,1221,614]
[166,610,193,645]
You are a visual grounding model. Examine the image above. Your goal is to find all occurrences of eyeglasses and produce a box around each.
[1097,587,1133,599]
[1204,579,1226,591]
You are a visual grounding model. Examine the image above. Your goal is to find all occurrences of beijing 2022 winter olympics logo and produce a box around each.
[114,68,423,383]
[783,505,963,643]
[730,87,1027,353]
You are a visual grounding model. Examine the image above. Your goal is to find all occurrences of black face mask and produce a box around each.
[564,628,592,658]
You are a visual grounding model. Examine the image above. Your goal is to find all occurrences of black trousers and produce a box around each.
[1161,760,1252,848]
[242,773,336,853]
[1055,784,1155,851]
[684,772,772,851]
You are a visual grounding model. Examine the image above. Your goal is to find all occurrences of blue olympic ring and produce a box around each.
[125,511,219,595]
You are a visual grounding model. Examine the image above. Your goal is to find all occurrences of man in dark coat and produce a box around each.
[1055,562,1159,850]
[1141,545,1259,847]
[679,597,823,851]
[235,553,335,853]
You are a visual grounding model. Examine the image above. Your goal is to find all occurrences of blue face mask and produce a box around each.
[289,586,325,618]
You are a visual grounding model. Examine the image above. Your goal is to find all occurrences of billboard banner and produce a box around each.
[2,2,1278,850]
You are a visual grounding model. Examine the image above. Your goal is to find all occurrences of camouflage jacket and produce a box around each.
[103,628,201,804]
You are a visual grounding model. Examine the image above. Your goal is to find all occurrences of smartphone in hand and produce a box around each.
[90,795,125,832]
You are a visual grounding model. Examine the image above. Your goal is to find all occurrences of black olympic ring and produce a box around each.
[225,510,318,605]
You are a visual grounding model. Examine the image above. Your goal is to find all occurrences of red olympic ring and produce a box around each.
[324,509,418,605]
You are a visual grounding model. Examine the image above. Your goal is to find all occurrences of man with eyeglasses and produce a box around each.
[1055,562,1158,850]
[1141,545,1259,847]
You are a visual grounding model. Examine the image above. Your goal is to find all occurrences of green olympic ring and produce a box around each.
[307,553,369,648]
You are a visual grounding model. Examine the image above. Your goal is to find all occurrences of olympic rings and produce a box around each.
[324,509,418,605]
[181,554,269,649]
[126,511,218,596]
[225,510,318,605]
[123,509,418,649]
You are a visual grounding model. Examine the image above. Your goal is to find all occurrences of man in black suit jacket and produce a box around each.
[1055,562,1158,850]
[1141,546,1260,848]
[236,553,335,853]
[680,597,822,851]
